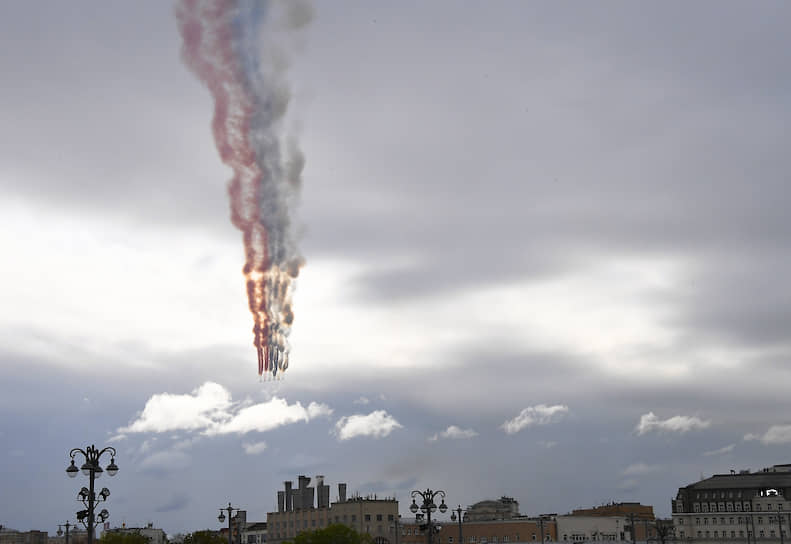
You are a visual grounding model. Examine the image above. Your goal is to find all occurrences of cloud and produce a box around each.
[703,444,735,456]
[428,425,478,442]
[538,440,558,449]
[501,404,568,434]
[334,410,402,440]
[744,425,791,445]
[119,382,232,433]
[209,398,332,435]
[119,382,332,436]
[155,492,190,513]
[353,396,370,405]
[242,441,268,455]
[622,462,661,476]
[635,412,711,435]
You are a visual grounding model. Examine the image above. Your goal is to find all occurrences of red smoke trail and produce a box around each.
[176,0,271,374]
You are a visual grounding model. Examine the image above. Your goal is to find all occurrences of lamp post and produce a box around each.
[58,522,73,544]
[410,489,448,544]
[218,503,241,544]
[66,445,119,544]
[450,506,465,544]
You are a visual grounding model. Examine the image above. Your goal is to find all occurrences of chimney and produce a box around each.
[298,475,312,509]
[338,483,347,503]
[285,481,293,512]
[317,475,330,509]
[278,491,285,513]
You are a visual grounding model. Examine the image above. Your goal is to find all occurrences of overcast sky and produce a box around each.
[2,0,791,537]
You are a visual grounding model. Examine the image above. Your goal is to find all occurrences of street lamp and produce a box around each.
[410,489,448,544]
[450,506,466,544]
[57,522,73,544]
[66,445,118,544]
[219,503,241,544]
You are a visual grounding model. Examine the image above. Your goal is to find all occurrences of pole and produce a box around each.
[228,505,233,544]
[539,518,545,543]
[459,511,463,544]
[88,466,95,544]
[66,522,72,544]
[629,514,635,544]
[427,503,432,544]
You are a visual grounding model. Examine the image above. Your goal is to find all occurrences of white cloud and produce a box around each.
[623,462,661,476]
[208,398,333,435]
[242,441,268,455]
[703,444,735,456]
[119,382,333,436]
[635,412,711,435]
[500,404,568,434]
[538,440,557,449]
[428,425,478,442]
[744,425,791,445]
[334,410,402,440]
[353,397,370,405]
[119,382,232,433]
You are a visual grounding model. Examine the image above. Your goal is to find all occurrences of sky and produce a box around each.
[1,0,791,537]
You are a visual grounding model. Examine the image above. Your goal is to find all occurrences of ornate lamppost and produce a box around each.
[450,506,466,544]
[218,503,242,544]
[66,445,119,544]
[410,489,448,544]
[58,521,74,544]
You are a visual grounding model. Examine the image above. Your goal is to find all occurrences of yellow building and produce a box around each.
[266,476,399,544]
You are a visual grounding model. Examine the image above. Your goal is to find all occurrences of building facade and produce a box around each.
[672,464,791,542]
[400,517,559,544]
[266,476,398,544]
[103,524,166,544]
[465,499,522,522]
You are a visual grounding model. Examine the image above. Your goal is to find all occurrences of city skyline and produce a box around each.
[2,0,791,537]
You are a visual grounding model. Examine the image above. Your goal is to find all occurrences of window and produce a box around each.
[736,503,742,512]
[696,518,700,525]
[697,532,702,538]
[758,517,763,524]
[365,515,371,522]
[532,535,537,541]
[727,503,733,512]
[714,531,718,538]
[449,539,454,544]
[694,504,701,513]
[703,504,709,513]
[312,520,316,527]
[389,515,394,521]
[740,531,744,538]
[377,515,383,521]
[679,519,685,525]
[352,516,357,522]
[731,532,735,538]
[760,531,765,538]
[704,518,709,525]
[712,518,717,525]
[757,505,763,512]
[769,504,774,510]
[679,532,684,539]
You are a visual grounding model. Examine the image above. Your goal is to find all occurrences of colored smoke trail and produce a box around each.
[176,0,310,377]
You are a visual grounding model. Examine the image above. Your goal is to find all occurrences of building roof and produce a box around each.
[685,472,791,490]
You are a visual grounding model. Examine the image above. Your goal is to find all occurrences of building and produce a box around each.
[1,530,48,544]
[103,524,166,544]
[672,463,791,542]
[242,523,268,544]
[571,504,654,522]
[569,503,656,542]
[465,499,521,522]
[400,516,558,544]
[266,476,399,544]
[556,516,627,543]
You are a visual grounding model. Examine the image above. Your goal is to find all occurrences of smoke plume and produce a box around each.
[175,0,310,377]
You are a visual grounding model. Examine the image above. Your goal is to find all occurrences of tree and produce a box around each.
[285,524,374,544]
[183,531,227,544]
[654,520,675,544]
[99,533,150,544]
